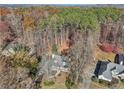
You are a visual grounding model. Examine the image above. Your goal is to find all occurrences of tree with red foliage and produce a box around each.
[0,21,9,32]
[97,43,118,53]
[0,21,16,49]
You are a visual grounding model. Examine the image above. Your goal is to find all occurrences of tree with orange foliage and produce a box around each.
[0,8,11,16]
[23,15,35,31]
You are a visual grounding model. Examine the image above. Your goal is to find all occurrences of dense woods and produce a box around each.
[0,6,124,88]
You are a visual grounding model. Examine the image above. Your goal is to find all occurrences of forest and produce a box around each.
[0,5,124,89]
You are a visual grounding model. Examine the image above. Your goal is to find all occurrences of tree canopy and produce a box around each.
[38,7,123,32]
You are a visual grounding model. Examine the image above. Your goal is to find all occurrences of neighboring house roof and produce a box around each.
[1,43,29,56]
[99,70,112,82]
[2,43,16,56]
[94,60,124,82]
[114,54,124,65]
[116,65,124,74]
[94,61,108,77]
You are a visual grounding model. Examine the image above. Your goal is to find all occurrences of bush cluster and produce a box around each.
[43,80,55,86]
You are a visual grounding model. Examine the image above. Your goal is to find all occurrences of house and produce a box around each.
[114,54,124,65]
[1,43,16,56]
[48,54,69,79]
[36,54,70,80]
[50,54,69,72]
[1,43,29,56]
[94,60,124,82]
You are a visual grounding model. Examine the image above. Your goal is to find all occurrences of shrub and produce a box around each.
[10,51,38,78]
[99,79,109,85]
[52,44,58,54]
[99,78,119,88]
[65,79,75,89]
[43,80,55,86]
[13,44,29,53]
[121,79,124,83]
[91,76,98,82]
[108,78,119,88]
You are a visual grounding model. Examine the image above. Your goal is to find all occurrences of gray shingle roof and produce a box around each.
[102,70,112,81]
[114,54,124,65]
[97,61,108,76]
[95,60,124,81]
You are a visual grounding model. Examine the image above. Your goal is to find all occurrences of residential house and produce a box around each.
[94,60,124,82]
[49,54,69,78]
[1,43,16,56]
